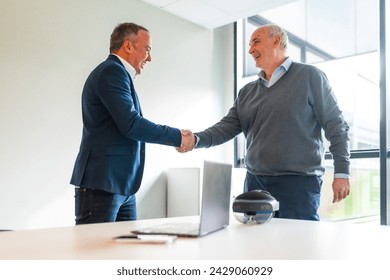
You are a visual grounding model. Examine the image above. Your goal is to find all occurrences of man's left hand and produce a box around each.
[332,178,350,203]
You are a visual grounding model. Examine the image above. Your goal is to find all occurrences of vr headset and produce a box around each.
[232,190,279,224]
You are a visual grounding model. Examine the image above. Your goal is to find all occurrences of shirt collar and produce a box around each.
[258,57,292,88]
[258,56,292,80]
[112,54,137,79]
[282,56,293,71]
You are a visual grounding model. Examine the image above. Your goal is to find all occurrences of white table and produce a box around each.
[0,216,389,260]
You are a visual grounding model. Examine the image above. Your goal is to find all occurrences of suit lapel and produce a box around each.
[129,78,143,116]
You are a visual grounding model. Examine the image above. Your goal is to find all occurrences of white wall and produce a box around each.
[0,0,235,230]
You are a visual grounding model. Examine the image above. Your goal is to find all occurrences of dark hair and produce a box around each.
[109,22,149,53]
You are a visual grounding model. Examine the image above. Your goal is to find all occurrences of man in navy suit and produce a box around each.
[70,22,194,224]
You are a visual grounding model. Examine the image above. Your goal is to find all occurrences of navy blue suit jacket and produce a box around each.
[70,55,181,195]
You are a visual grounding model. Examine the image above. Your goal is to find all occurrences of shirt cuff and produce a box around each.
[334,173,350,179]
[194,135,200,148]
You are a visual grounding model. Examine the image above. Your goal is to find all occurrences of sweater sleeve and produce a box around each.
[310,69,350,175]
[194,103,242,148]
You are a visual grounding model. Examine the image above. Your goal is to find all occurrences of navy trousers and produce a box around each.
[244,172,322,221]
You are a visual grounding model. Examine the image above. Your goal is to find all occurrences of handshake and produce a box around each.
[177,129,196,153]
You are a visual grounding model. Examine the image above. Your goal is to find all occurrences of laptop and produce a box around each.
[132,160,232,237]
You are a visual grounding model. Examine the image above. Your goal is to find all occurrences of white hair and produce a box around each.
[263,24,288,50]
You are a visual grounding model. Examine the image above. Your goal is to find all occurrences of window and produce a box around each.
[235,0,380,222]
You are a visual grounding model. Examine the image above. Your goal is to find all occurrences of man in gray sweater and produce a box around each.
[179,24,350,221]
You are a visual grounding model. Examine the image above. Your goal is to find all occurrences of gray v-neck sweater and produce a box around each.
[195,62,350,176]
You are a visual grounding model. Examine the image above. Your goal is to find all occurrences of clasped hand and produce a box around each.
[177,129,195,153]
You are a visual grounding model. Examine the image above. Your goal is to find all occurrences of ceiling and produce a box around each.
[141,0,298,29]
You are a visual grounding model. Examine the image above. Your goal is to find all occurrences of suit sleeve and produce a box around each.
[96,63,181,147]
